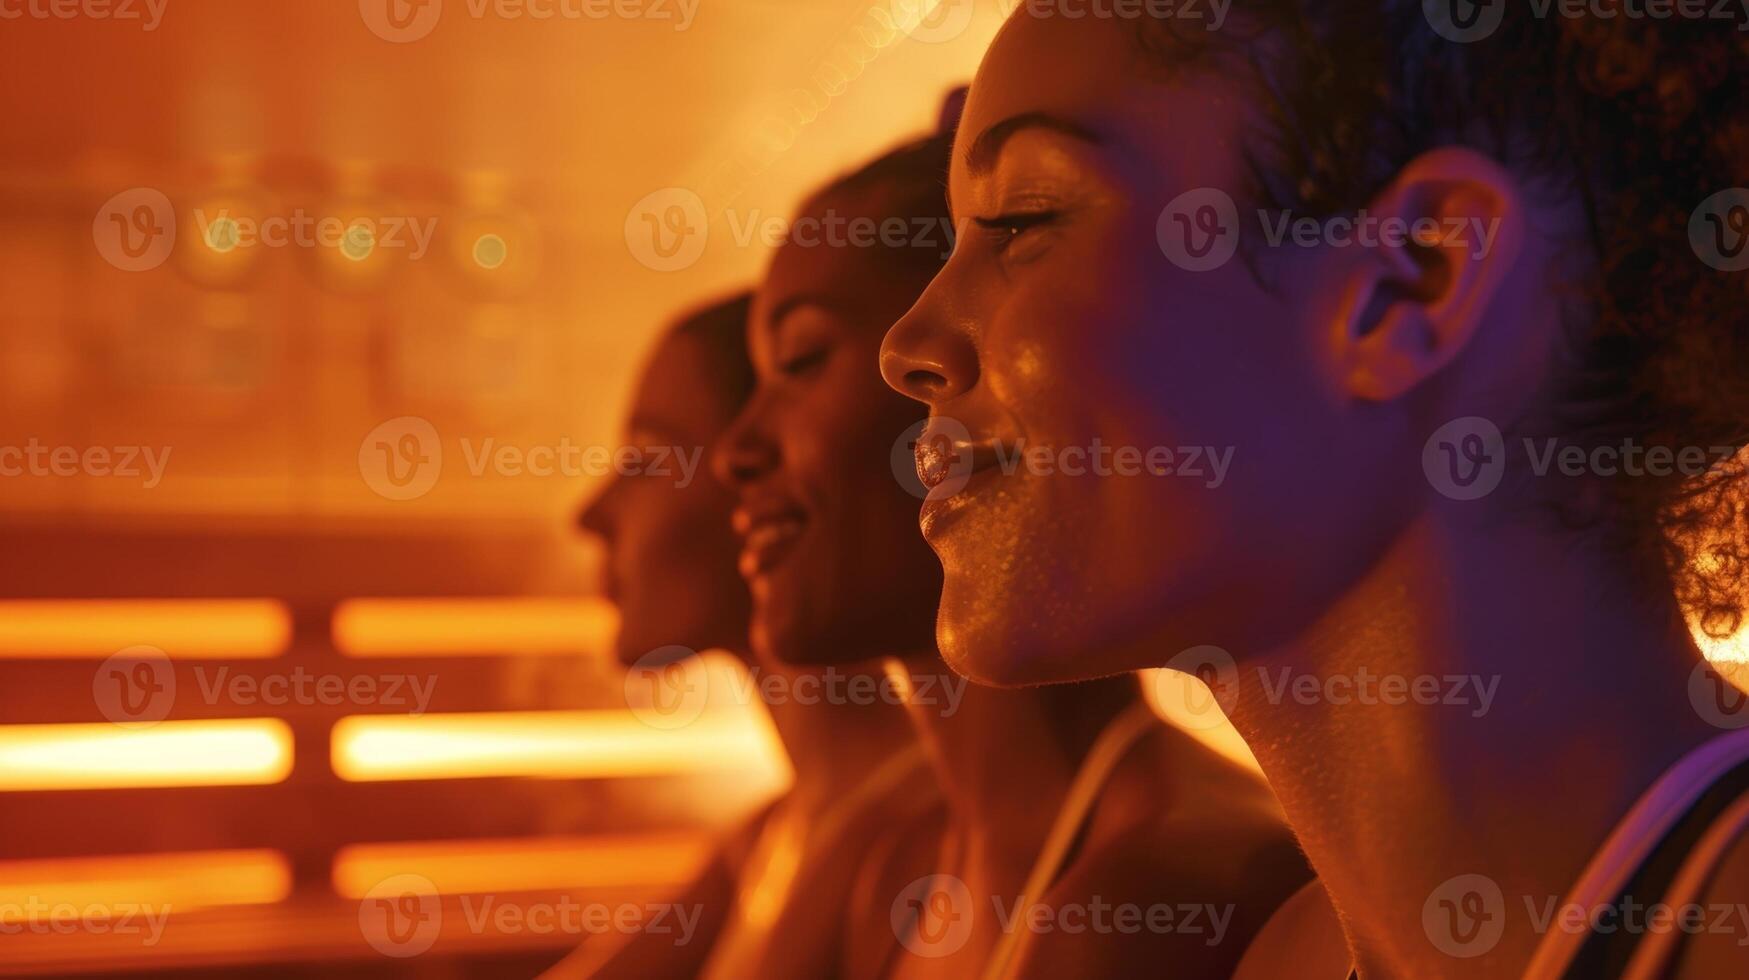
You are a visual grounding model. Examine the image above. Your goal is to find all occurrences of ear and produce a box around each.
[1333,147,1525,402]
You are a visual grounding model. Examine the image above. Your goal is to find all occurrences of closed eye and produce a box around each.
[778,346,829,377]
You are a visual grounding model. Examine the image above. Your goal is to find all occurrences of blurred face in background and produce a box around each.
[715,185,947,666]
[580,313,753,666]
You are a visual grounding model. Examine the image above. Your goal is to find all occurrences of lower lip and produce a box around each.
[739,518,806,578]
[918,466,999,540]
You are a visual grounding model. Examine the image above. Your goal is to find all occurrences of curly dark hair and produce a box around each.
[1133,1,1749,637]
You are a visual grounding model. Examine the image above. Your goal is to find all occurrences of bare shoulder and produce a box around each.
[1010,816,1314,980]
[1010,726,1314,980]
[1230,879,1348,980]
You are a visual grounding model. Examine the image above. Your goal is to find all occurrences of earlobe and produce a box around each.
[1335,147,1526,402]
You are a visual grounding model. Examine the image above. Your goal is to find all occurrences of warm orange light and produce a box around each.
[331,597,618,657]
[332,831,712,897]
[0,599,290,659]
[1141,668,1264,774]
[331,709,783,781]
[0,849,291,912]
[0,720,294,791]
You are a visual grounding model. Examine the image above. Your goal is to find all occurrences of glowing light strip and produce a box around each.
[331,709,781,782]
[332,832,713,897]
[0,849,291,912]
[1140,668,1263,774]
[0,599,290,659]
[0,720,294,791]
[332,597,618,657]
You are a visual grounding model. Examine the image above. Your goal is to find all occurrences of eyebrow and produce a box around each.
[963,111,1105,176]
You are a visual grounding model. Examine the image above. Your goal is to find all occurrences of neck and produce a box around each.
[885,655,1139,882]
[755,660,917,808]
[1230,508,1717,978]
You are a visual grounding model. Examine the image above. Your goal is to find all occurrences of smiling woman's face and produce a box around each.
[716,185,948,666]
[881,14,1412,685]
[580,312,752,667]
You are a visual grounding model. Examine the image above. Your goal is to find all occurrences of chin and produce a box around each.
[935,566,1161,688]
[934,596,1062,688]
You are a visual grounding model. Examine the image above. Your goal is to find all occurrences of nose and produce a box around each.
[880,275,978,405]
[577,476,618,539]
[710,389,780,490]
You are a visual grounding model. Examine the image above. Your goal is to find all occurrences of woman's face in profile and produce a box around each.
[716,187,946,667]
[883,14,1405,685]
[580,327,750,667]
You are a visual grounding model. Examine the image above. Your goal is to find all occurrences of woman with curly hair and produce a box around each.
[881,3,1749,976]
